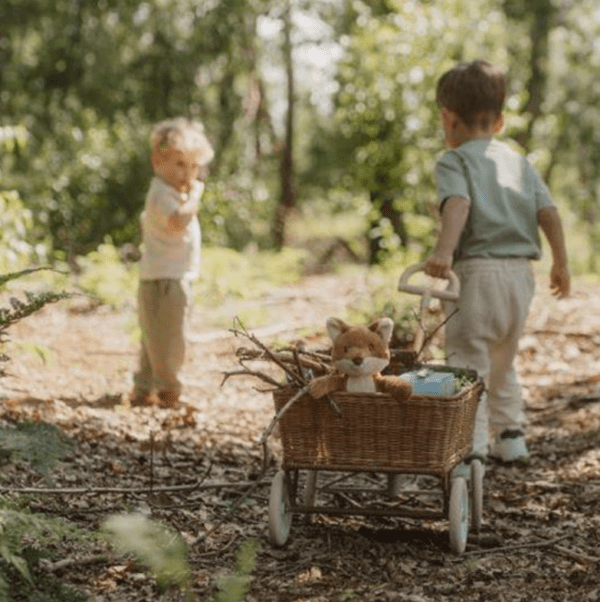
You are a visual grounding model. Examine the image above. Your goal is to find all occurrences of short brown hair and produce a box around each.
[436,60,506,129]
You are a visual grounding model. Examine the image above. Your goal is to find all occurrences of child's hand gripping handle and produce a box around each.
[398,263,460,353]
[398,262,460,308]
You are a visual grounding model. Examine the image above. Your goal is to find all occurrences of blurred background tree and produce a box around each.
[1,0,599,270]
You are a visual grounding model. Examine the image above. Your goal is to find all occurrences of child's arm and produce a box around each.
[537,206,570,297]
[167,181,204,232]
[424,195,470,278]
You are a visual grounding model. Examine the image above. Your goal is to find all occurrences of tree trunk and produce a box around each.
[272,1,295,251]
[508,0,556,152]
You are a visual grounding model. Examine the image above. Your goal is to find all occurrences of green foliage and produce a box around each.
[0,267,73,374]
[0,267,91,602]
[75,240,137,307]
[347,262,417,338]
[103,512,260,602]
[210,539,259,602]
[198,246,308,308]
[60,241,309,317]
[0,0,278,256]
[102,513,191,592]
[0,564,87,602]
[3,0,600,267]
[317,0,508,259]
[200,177,279,251]
[0,421,73,481]
[0,498,89,602]
[0,190,47,272]
[0,288,72,336]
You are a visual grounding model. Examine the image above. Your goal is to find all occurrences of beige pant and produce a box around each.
[134,279,190,396]
[443,258,535,456]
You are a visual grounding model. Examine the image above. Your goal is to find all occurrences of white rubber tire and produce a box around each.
[448,476,469,555]
[268,470,293,546]
[470,459,484,533]
[303,470,318,506]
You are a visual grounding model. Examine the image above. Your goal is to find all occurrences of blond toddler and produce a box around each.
[131,117,214,408]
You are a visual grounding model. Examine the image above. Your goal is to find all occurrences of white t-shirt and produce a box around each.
[138,177,201,280]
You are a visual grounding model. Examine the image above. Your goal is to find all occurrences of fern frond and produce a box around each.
[0,266,63,288]
[0,422,73,481]
[0,290,73,335]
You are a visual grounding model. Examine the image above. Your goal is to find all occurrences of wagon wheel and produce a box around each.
[470,459,484,533]
[448,476,469,554]
[268,470,293,546]
[303,470,318,506]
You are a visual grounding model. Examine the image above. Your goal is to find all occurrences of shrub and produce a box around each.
[0,266,89,602]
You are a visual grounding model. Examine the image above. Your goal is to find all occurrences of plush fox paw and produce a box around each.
[309,374,346,399]
[375,375,412,402]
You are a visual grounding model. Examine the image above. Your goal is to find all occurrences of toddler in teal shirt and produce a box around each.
[425,60,570,466]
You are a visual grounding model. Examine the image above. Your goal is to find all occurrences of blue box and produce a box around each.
[398,369,456,396]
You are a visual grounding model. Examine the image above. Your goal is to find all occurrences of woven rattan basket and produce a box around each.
[272,368,483,476]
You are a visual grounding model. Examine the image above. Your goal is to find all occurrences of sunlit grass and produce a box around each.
[196,246,308,308]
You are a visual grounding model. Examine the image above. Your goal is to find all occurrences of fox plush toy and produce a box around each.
[309,317,412,401]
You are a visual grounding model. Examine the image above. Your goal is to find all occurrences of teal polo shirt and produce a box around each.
[435,139,554,261]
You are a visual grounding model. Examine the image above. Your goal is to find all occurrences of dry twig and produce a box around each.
[230,318,306,386]
[467,534,571,556]
[42,554,109,574]
[0,481,225,495]
[417,307,459,358]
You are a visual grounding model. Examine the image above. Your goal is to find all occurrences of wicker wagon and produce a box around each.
[267,265,484,554]
[268,369,484,554]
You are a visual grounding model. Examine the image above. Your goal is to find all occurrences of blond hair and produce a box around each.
[151,117,214,165]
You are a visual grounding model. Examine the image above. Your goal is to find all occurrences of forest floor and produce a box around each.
[2,268,600,601]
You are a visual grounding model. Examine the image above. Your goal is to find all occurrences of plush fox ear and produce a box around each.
[326,317,349,342]
[369,317,394,345]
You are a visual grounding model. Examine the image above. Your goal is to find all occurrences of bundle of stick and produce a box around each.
[223,319,334,391]
[222,318,345,471]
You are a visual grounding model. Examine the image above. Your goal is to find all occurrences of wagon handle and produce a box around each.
[398,262,460,355]
[398,262,460,309]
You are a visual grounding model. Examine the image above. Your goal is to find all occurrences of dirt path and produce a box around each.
[2,271,600,601]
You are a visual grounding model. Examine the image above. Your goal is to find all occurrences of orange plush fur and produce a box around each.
[308,317,412,401]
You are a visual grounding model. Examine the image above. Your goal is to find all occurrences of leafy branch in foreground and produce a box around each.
[210,538,259,602]
[0,421,73,482]
[0,266,64,289]
[0,498,90,602]
[102,513,191,593]
[0,266,87,602]
[0,266,72,370]
[0,267,71,336]
[103,512,260,602]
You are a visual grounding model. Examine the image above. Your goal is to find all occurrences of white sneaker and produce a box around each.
[490,430,529,462]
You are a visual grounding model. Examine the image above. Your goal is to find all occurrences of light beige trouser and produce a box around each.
[134,279,190,396]
[443,258,535,456]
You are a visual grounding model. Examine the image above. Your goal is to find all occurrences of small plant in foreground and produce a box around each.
[0,266,89,602]
[0,497,92,602]
[102,513,191,593]
[210,538,259,602]
[0,421,73,482]
[103,512,260,602]
[0,267,71,372]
